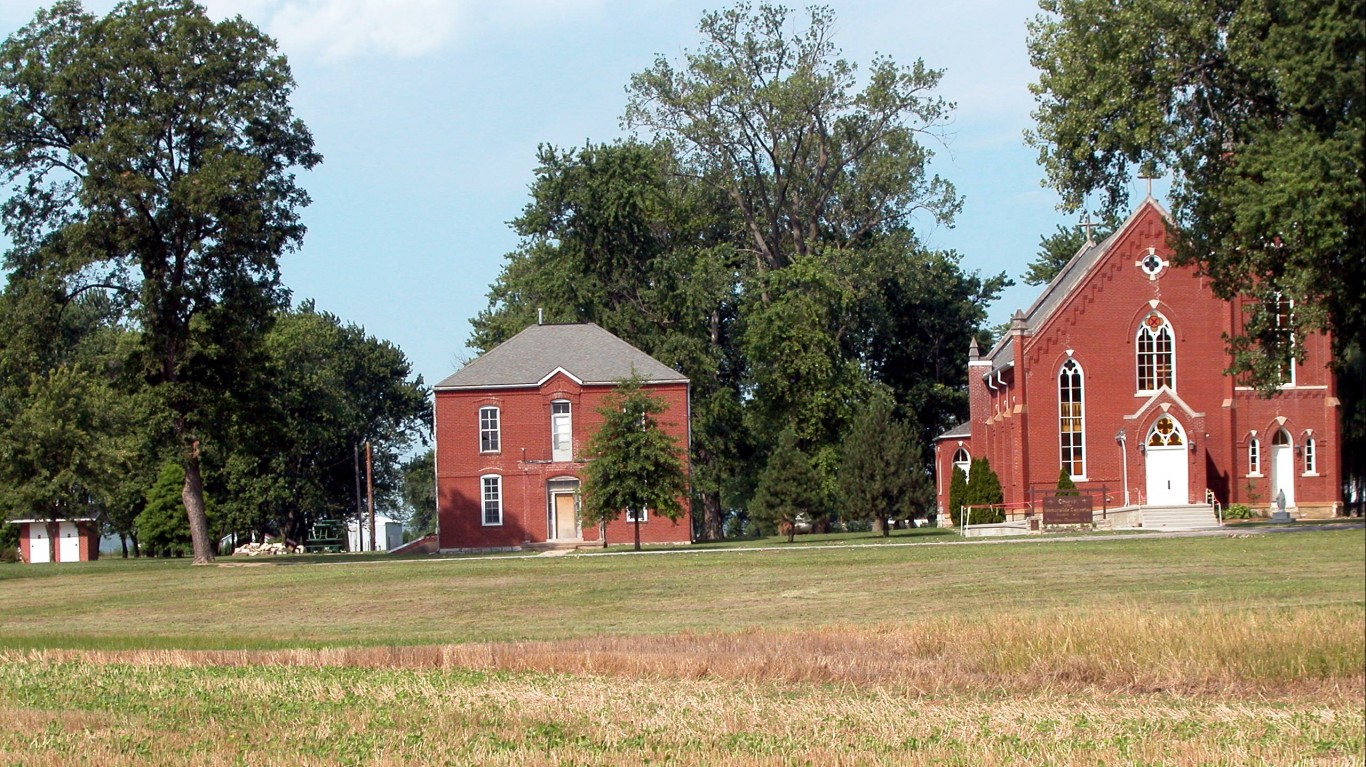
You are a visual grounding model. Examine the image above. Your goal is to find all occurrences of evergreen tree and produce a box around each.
[962,457,1005,525]
[838,396,929,535]
[1055,467,1079,496]
[750,429,826,543]
[947,465,969,527]
[579,378,689,551]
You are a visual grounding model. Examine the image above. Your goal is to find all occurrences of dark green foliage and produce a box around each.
[838,395,931,535]
[217,303,431,544]
[1028,0,1365,388]
[749,429,827,543]
[137,461,208,557]
[0,365,131,545]
[1022,218,1117,286]
[0,0,321,562]
[960,457,1005,525]
[1055,468,1079,496]
[947,465,969,527]
[400,450,436,538]
[580,378,689,551]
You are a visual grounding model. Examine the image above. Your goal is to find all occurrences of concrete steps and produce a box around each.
[1141,504,1220,530]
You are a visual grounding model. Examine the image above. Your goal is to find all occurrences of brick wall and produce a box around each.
[435,375,692,549]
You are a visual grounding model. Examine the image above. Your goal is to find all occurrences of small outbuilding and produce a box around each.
[9,518,100,563]
[347,515,403,552]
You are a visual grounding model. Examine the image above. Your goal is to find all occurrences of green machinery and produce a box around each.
[304,519,345,553]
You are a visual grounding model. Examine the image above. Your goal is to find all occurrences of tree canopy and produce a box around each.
[476,4,1006,537]
[0,0,320,562]
[1027,0,1365,385]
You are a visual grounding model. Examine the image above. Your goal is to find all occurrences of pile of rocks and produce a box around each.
[232,541,296,556]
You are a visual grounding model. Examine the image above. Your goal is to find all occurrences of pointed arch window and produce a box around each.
[1147,416,1183,447]
[1303,436,1316,474]
[1136,312,1175,392]
[1248,436,1261,475]
[1058,359,1085,477]
[952,447,971,479]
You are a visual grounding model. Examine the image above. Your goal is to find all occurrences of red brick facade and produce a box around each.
[935,200,1342,518]
[434,325,692,550]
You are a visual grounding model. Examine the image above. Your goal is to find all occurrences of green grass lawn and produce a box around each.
[0,526,1360,650]
[1,526,1361,766]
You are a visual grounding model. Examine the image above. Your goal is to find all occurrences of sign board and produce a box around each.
[1042,495,1093,526]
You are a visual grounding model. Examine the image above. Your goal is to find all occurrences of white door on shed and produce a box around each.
[28,524,50,564]
[58,522,80,562]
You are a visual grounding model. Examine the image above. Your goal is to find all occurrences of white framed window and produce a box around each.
[952,447,971,480]
[479,406,500,453]
[1272,295,1296,386]
[551,400,572,461]
[1303,436,1316,474]
[481,474,503,526]
[626,508,649,523]
[1058,359,1085,477]
[1136,312,1175,392]
[1248,436,1261,475]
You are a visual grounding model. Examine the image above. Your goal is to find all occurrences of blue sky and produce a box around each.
[1,0,1161,390]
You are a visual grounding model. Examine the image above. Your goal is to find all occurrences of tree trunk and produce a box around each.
[182,445,214,564]
[701,492,724,542]
[46,518,59,563]
[633,514,641,552]
[119,534,128,559]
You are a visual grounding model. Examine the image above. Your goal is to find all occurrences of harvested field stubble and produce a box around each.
[0,659,1360,767]
[18,607,1362,698]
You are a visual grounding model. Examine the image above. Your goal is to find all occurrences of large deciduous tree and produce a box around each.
[0,0,320,562]
[625,2,960,274]
[1027,0,1364,385]
[579,378,689,551]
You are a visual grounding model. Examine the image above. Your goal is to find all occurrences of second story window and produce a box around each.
[479,406,500,453]
[551,400,572,461]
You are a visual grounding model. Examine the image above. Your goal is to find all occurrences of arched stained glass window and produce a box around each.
[1249,436,1260,474]
[1147,416,1183,446]
[1058,359,1085,477]
[1137,312,1175,392]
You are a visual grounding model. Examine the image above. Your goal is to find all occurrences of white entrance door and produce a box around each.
[28,524,50,564]
[1146,447,1188,505]
[58,522,80,562]
[1270,430,1295,508]
[1144,416,1188,505]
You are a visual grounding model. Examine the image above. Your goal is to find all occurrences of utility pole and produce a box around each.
[353,443,363,552]
[366,441,376,552]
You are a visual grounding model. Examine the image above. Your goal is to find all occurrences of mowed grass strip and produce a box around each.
[1,660,1361,767]
[0,529,1361,649]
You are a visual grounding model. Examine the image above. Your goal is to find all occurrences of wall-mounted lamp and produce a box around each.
[1138,444,1146,456]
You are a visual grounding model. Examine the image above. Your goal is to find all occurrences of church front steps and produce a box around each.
[1140,504,1220,530]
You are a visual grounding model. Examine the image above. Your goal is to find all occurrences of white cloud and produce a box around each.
[199,0,604,62]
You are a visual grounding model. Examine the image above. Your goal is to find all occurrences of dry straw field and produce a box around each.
[1,526,1362,765]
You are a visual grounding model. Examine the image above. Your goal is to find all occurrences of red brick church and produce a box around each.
[935,198,1342,522]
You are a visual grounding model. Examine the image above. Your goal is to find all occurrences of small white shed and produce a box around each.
[347,515,403,552]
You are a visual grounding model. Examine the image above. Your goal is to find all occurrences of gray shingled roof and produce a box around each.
[983,199,1170,366]
[435,323,688,390]
[935,421,971,441]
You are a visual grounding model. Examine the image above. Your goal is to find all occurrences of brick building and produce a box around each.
[934,199,1342,522]
[10,518,100,563]
[434,323,691,550]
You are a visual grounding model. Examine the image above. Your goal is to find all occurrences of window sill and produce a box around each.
[1302,472,1319,478]
[1246,473,1262,478]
